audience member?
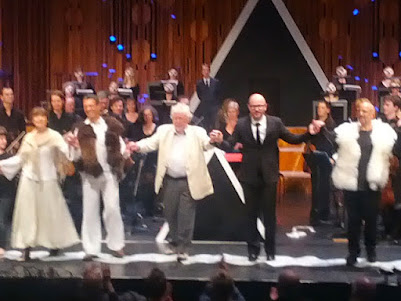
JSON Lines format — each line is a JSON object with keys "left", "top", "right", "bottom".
{"left": 269, "top": 269, "right": 302, "bottom": 301}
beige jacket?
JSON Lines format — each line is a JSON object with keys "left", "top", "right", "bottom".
{"left": 136, "top": 124, "right": 214, "bottom": 200}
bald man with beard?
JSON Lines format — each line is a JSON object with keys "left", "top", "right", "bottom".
{"left": 331, "top": 100, "right": 397, "bottom": 266}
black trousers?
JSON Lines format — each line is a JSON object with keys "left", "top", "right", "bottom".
{"left": 344, "top": 190, "right": 380, "bottom": 256}
{"left": 0, "top": 196, "right": 14, "bottom": 249}
{"left": 242, "top": 182, "right": 277, "bottom": 256}
{"left": 307, "top": 151, "right": 332, "bottom": 222}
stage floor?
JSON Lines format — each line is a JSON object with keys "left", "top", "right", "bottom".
{"left": 1, "top": 225, "right": 401, "bottom": 285}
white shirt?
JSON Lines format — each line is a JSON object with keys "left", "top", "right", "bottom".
{"left": 165, "top": 131, "right": 188, "bottom": 178}
{"left": 250, "top": 115, "right": 267, "bottom": 144}
{"left": 203, "top": 78, "right": 210, "bottom": 87}
{"left": 83, "top": 117, "right": 126, "bottom": 173}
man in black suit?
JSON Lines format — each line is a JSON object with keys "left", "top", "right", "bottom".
{"left": 223, "top": 94, "right": 321, "bottom": 261}
{"left": 196, "top": 64, "right": 221, "bottom": 131}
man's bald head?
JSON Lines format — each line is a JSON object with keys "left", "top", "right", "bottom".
{"left": 248, "top": 93, "right": 267, "bottom": 120}
{"left": 357, "top": 99, "right": 375, "bottom": 128}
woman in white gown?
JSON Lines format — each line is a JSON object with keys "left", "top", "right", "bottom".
{"left": 0, "top": 107, "right": 79, "bottom": 261}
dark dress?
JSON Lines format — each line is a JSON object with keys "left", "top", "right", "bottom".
{"left": 48, "top": 111, "right": 81, "bottom": 135}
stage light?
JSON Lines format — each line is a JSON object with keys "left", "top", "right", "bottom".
{"left": 102, "top": 63, "right": 108, "bottom": 68}
{"left": 364, "top": 78, "right": 369, "bottom": 83}
{"left": 109, "top": 68, "right": 116, "bottom": 73}
{"left": 372, "top": 52, "right": 379, "bottom": 58}
{"left": 338, "top": 55, "right": 343, "bottom": 60}
{"left": 352, "top": 9, "right": 359, "bottom": 16}
{"left": 346, "top": 65, "right": 353, "bottom": 70}
{"left": 171, "top": 14, "right": 176, "bottom": 19}
{"left": 118, "top": 77, "right": 123, "bottom": 82}
{"left": 150, "top": 53, "right": 157, "bottom": 60}
{"left": 354, "top": 76, "right": 360, "bottom": 81}
{"left": 109, "top": 35, "right": 116, "bottom": 43}
{"left": 372, "top": 85, "right": 378, "bottom": 91}
{"left": 143, "top": 93, "right": 149, "bottom": 98}
{"left": 399, "top": 51, "right": 401, "bottom": 58}
{"left": 126, "top": 53, "right": 132, "bottom": 60}
{"left": 117, "top": 44, "right": 124, "bottom": 51}
{"left": 86, "top": 72, "right": 98, "bottom": 77}
{"left": 375, "top": 106, "right": 379, "bottom": 112}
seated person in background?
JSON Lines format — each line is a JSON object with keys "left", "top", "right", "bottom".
{"left": 109, "top": 81, "right": 119, "bottom": 98}
{"left": 125, "top": 98, "right": 139, "bottom": 125}
{"left": 199, "top": 261, "right": 245, "bottom": 301}
{"left": 0, "top": 87, "right": 26, "bottom": 143}
{"left": 63, "top": 81, "right": 85, "bottom": 118}
{"left": 216, "top": 98, "right": 240, "bottom": 141}
{"left": 48, "top": 90, "right": 81, "bottom": 135}
{"left": 389, "top": 79, "right": 401, "bottom": 97}
{"left": 109, "top": 97, "right": 129, "bottom": 134}
{"left": 0, "top": 127, "right": 16, "bottom": 258}
{"left": 122, "top": 67, "right": 140, "bottom": 101}
{"left": 307, "top": 100, "right": 336, "bottom": 226}
{"left": 65, "top": 97, "right": 76, "bottom": 114}
{"left": 333, "top": 65, "right": 354, "bottom": 89}
{"left": 379, "top": 66, "right": 395, "bottom": 90}
{"left": 323, "top": 82, "right": 339, "bottom": 103}
{"left": 73, "top": 67, "right": 95, "bottom": 91}
{"left": 165, "top": 67, "right": 184, "bottom": 96}
{"left": 97, "top": 90, "right": 110, "bottom": 116}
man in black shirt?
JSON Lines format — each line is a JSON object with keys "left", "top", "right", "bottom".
{"left": 0, "top": 87, "right": 26, "bottom": 141}
{"left": 0, "top": 127, "right": 16, "bottom": 257}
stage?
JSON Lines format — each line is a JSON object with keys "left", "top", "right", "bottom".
{"left": 1, "top": 222, "right": 401, "bottom": 300}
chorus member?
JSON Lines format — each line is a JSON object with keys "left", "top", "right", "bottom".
{"left": 389, "top": 79, "right": 401, "bottom": 97}
{"left": 0, "top": 127, "right": 16, "bottom": 258}
{"left": 66, "top": 95, "right": 127, "bottom": 261}
{"left": 63, "top": 81, "right": 85, "bottom": 118}
{"left": 0, "top": 87, "right": 26, "bottom": 141}
{"left": 165, "top": 68, "right": 184, "bottom": 96}
{"left": 74, "top": 67, "right": 95, "bottom": 91}
{"left": 331, "top": 100, "right": 397, "bottom": 265}
{"left": 122, "top": 67, "right": 140, "bottom": 101}
{"left": 221, "top": 94, "right": 320, "bottom": 261}
{"left": 216, "top": 99, "right": 240, "bottom": 141}
{"left": 48, "top": 90, "right": 81, "bottom": 135}
{"left": 308, "top": 100, "right": 336, "bottom": 226}
{"left": 125, "top": 98, "right": 139, "bottom": 124}
{"left": 323, "top": 82, "right": 339, "bottom": 103}
{"left": 129, "top": 103, "right": 223, "bottom": 261}
{"left": 65, "top": 97, "right": 76, "bottom": 114}
{"left": 0, "top": 107, "right": 79, "bottom": 261}
{"left": 97, "top": 90, "right": 110, "bottom": 116}
{"left": 108, "top": 81, "right": 119, "bottom": 98}
{"left": 196, "top": 64, "right": 221, "bottom": 131}
{"left": 333, "top": 65, "right": 354, "bottom": 89}
{"left": 378, "top": 66, "right": 395, "bottom": 90}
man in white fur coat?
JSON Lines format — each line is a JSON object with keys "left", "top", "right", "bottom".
{"left": 331, "top": 99, "right": 397, "bottom": 266}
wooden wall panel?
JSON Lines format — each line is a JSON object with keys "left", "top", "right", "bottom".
{"left": 2, "top": 0, "right": 400, "bottom": 115}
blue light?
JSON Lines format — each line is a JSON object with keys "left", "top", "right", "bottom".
{"left": 171, "top": 14, "right": 176, "bottom": 19}
{"left": 353, "top": 9, "right": 359, "bottom": 16}
{"left": 375, "top": 106, "right": 379, "bottom": 112}
{"left": 354, "top": 76, "right": 360, "bottom": 81}
{"left": 150, "top": 53, "right": 157, "bottom": 59}
{"left": 138, "top": 97, "right": 146, "bottom": 104}
{"left": 143, "top": 93, "right": 149, "bottom": 98}
{"left": 346, "top": 65, "right": 353, "bottom": 71}
{"left": 102, "top": 63, "right": 108, "bottom": 68}
{"left": 371, "top": 0, "right": 375, "bottom": 2}
{"left": 364, "top": 78, "right": 369, "bottom": 83}
{"left": 372, "top": 52, "right": 379, "bottom": 58}
{"left": 126, "top": 53, "right": 131, "bottom": 59}
{"left": 109, "top": 35, "right": 116, "bottom": 43}
{"left": 109, "top": 69, "right": 116, "bottom": 73}
{"left": 117, "top": 44, "right": 124, "bottom": 51}
{"left": 372, "top": 85, "right": 378, "bottom": 91}
{"left": 86, "top": 72, "right": 98, "bottom": 77}
{"left": 118, "top": 77, "right": 123, "bottom": 82}
{"left": 399, "top": 51, "right": 401, "bottom": 58}
{"left": 338, "top": 55, "right": 343, "bottom": 60}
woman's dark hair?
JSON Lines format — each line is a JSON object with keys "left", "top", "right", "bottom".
{"left": 137, "top": 106, "right": 159, "bottom": 124}
{"left": 49, "top": 90, "right": 66, "bottom": 112}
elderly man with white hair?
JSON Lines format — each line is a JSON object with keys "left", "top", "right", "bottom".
{"left": 129, "top": 103, "right": 223, "bottom": 260}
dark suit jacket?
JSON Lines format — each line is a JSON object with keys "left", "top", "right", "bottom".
{"left": 196, "top": 77, "right": 220, "bottom": 114}
{"left": 223, "top": 115, "right": 310, "bottom": 184}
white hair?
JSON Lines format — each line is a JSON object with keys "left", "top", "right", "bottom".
{"left": 171, "top": 102, "right": 193, "bottom": 119}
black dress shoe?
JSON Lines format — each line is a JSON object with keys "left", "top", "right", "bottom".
{"left": 346, "top": 255, "right": 357, "bottom": 266}
{"left": 248, "top": 254, "right": 258, "bottom": 262}
{"left": 266, "top": 253, "right": 275, "bottom": 261}
{"left": 367, "top": 250, "right": 377, "bottom": 263}
{"left": 49, "top": 249, "right": 60, "bottom": 257}
{"left": 83, "top": 254, "right": 99, "bottom": 262}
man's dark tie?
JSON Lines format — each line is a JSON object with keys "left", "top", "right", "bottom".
{"left": 256, "top": 122, "right": 261, "bottom": 145}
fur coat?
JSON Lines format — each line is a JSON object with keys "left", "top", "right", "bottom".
{"left": 76, "top": 116, "right": 125, "bottom": 180}
{"left": 331, "top": 119, "right": 397, "bottom": 191}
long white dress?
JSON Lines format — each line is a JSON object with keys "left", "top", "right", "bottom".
{"left": 0, "top": 128, "right": 80, "bottom": 249}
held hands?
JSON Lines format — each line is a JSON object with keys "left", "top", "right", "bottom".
{"left": 308, "top": 120, "right": 325, "bottom": 135}
{"left": 126, "top": 141, "right": 140, "bottom": 153}
{"left": 64, "top": 132, "right": 79, "bottom": 148}
{"left": 209, "top": 130, "right": 224, "bottom": 144}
